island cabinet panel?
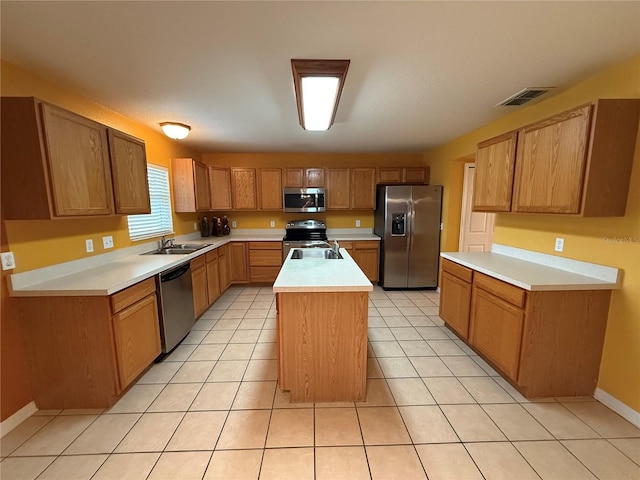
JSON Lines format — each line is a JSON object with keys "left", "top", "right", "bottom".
{"left": 107, "top": 129, "right": 151, "bottom": 214}
{"left": 473, "top": 132, "right": 517, "bottom": 212}
{"left": 351, "top": 168, "right": 376, "bottom": 210}
{"left": 209, "top": 166, "right": 233, "bottom": 210}
{"left": 257, "top": 168, "right": 283, "bottom": 210}
{"left": 249, "top": 242, "right": 282, "bottom": 283}
{"left": 326, "top": 168, "right": 351, "bottom": 209}
{"left": 441, "top": 261, "right": 613, "bottom": 398}
{"left": 191, "top": 255, "right": 208, "bottom": 318}
{"left": 439, "top": 259, "right": 473, "bottom": 339}
{"left": 172, "top": 158, "right": 211, "bottom": 212}
{"left": 16, "top": 277, "right": 161, "bottom": 409}
{"left": 231, "top": 168, "right": 258, "bottom": 210}
{"left": 277, "top": 291, "right": 368, "bottom": 402}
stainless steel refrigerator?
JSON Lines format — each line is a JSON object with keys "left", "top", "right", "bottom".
{"left": 374, "top": 185, "right": 443, "bottom": 289}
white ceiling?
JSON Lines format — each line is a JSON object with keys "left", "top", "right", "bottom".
{"left": 2, "top": 1, "right": 639, "bottom": 153}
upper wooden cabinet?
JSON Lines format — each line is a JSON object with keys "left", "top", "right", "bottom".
{"left": 209, "top": 166, "right": 232, "bottom": 211}
{"left": 283, "top": 168, "right": 325, "bottom": 187}
{"left": 351, "top": 168, "right": 376, "bottom": 210}
{"left": 258, "top": 168, "right": 283, "bottom": 210}
{"left": 474, "top": 99, "right": 640, "bottom": 216}
{"left": 326, "top": 168, "right": 351, "bottom": 209}
{"left": 377, "top": 167, "right": 430, "bottom": 185}
{"left": 172, "top": 158, "right": 211, "bottom": 212}
{"left": 473, "top": 132, "right": 517, "bottom": 212}
{"left": 231, "top": 168, "right": 258, "bottom": 210}
{"left": 107, "top": 129, "right": 151, "bottom": 215}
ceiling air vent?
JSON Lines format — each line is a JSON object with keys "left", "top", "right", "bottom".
{"left": 496, "top": 87, "right": 555, "bottom": 107}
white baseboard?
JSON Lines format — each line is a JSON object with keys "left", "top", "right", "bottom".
{"left": 594, "top": 388, "right": 640, "bottom": 428}
{"left": 0, "top": 401, "right": 37, "bottom": 438}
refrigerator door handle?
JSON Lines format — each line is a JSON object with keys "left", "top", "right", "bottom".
{"left": 408, "top": 200, "right": 413, "bottom": 252}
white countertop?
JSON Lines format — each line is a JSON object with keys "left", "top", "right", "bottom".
{"left": 273, "top": 248, "right": 373, "bottom": 293}
{"left": 442, "top": 245, "right": 620, "bottom": 291}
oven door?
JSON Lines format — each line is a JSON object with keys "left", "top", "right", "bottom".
{"left": 283, "top": 188, "right": 326, "bottom": 213}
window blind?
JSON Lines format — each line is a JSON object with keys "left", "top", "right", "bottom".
{"left": 127, "top": 164, "right": 174, "bottom": 241}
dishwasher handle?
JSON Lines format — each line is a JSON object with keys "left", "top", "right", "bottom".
{"left": 161, "top": 262, "right": 191, "bottom": 282}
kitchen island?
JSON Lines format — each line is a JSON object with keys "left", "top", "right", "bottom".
{"left": 273, "top": 248, "right": 373, "bottom": 402}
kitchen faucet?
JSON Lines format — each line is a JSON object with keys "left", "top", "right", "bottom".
{"left": 333, "top": 240, "right": 340, "bottom": 255}
{"left": 160, "top": 235, "right": 175, "bottom": 249}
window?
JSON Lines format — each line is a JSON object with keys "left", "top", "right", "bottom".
{"left": 127, "top": 164, "right": 174, "bottom": 241}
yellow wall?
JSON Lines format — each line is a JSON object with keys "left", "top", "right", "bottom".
{"left": 423, "top": 53, "right": 640, "bottom": 410}
{"left": 202, "top": 152, "right": 424, "bottom": 230}
{"left": 1, "top": 61, "right": 202, "bottom": 272}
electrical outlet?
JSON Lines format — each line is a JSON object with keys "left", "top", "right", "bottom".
{"left": 1, "top": 252, "right": 16, "bottom": 270}
{"left": 232, "top": 220, "right": 237, "bottom": 228}
{"left": 270, "top": 220, "right": 275, "bottom": 228}
{"left": 555, "top": 237, "right": 565, "bottom": 252}
{"left": 194, "top": 222, "right": 198, "bottom": 231}
{"left": 102, "top": 235, "right": 114, "bottom": 249}
{"left": 85, "top": 239, "right": 94, "bottom": 253}
{"left": 355, "top": 219, "right": 361, "bottom": 227}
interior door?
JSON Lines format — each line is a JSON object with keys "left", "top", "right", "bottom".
{"left": 459, "top": 163, "right": 495, "bottom": 252}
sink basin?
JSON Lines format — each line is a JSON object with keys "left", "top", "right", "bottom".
{"left": 142, "top": 243, "right": 211, "bottom": 255}
{"left": 291, "top": 248, "right": 343, "bottom": 260}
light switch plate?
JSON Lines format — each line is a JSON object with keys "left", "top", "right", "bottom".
{"left": 555, "top": 237, "right": 565, "bottom": 252}
{"left": 270, "top": 220, "right": 275, "bottom": 228}
{"left": 356, "top": 219, "right": 361, "bottom": 227}
{"left": 232, "top": 220, "right": 237, "bottom": 228}
{"left": 1, "top": 252, "right": 16, "bottom": 270}
{"left": 85, "top": 239, "right": 94, "bottom": 253}
{"left": 194, "top": 222, "right": 198, "bottom": 231}
{"left": 103, "top": 236, "right": 114, "bottom": 249}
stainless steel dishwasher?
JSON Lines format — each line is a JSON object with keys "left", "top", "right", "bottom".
{"left": 156, "top": 261, "right": 195, "bottom": 354}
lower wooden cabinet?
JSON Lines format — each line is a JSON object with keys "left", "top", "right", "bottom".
{"left": 206, "top": 249, "right": 221, "bottom": 306}
{"left": 439, "top": 259, "right": 473, "bottom": 340}
{"left": 191, "top": 255, "right": 208, "bottom": 318}
{"left": 439, "top": 263, "right": 612, "bottom": 398}
{"left": 249, "top": 241, "right": 282, "bottom": 283}
{"left": 17, "top": 277, "right": 161, "bottom": 408}
{"left": 218, "top": 244, "right": 231, "bottom": 292}
{"left": 352, "top": 241, "right": 380, "bottom": 282}
{"left": 230, "top": 242, "right": 249, "bottom": 282}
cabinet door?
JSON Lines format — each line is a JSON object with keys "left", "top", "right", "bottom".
{"left": 305, "top": 168, "right": 325, "bottom": 187}
{"left": 258, "top": 168, "right": 283, "bottom": 210}
{"left": 351, "top": 168, "right": 376, "bottom": 210}
{"left": 439, "top": 272, "right": 472, "bottom": 339}
{"left": 326, "top": 168, "right": 351, "bottom": 209}
{"left": 112, "top": 294, "right": 161, "bottom": 390}
{"left": 41, "top": 103, "right": 114, "bottom": 216}
{"left": 353, "top": 242, "right": 379, "bottom": 282}
{"left": 107, "top": 129, "right": 151, "bottom": 214}
{"left": 512, "top": 105, "right": 592, "bottom": 214}
{"left": 469, "top": 288, "right": 524, "bottom": 380}
{"left": 192, "top": 263, "right": 208, "bottom": 318}
{"left": 230, "top": 242, "right": 249, "bottom": 282}
{"left": 218, "top": 245, "right": 231, "bottom": 292}
{"left": 473, "top": 132, "right": 517, "bottom": 212}
{"left": 283, "top": 168, "right": 304, "bottom": 187}
{"left": 206, "top": 257, "right": 221, "bottom": 306}
{"left": 377, "top": 168, "right": 403, "bottom": 184}
{"left": 231, "top": 168, "right": 257, "bottom": 210}
{"left": 403, "top": 167, "right": 429, "bottom": 184}
{"left": 209, "top": 166, "right": 232, "bottom": 210}
{"left": 194, "top": 161, "right": 211, "bottom": 211}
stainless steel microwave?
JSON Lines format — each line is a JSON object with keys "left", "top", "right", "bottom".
{"left": 283, "top": 187, "right": 326, "bottom": 213}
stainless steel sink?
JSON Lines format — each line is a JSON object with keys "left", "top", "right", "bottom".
{"left": 290, "top": 248, "right": 343, "bottom": 260}
{"left": 142, "top": 244, "right": 211, "bottom": 255}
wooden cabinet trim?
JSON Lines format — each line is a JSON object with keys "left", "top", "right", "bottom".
{"left": 191, "top": 254, "right": 206, "bottom": 270}
{"left": 473, "top": 272, "right": 526, "bottom": 308}
{"left": 205, "top": 249, "right": 219, "bottom": 261}
{"left": 110, "top": 278, "right": 156, "bottom": 314}
{"left": 441, "top": 258, "right": 473, "bottom": 283}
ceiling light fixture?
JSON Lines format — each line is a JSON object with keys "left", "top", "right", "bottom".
{"left": 291, "top": 59, "right": 350, "bottom": 131}
{"left": 160, "top": 122, "right": 191, "bottom": 140}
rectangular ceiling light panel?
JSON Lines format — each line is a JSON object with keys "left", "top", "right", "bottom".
{"left": 291, "top": 59, "right": 350, "bottom": 131}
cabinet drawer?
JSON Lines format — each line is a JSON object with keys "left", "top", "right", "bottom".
{"left": 191, "top": 255, "right": 206, "bottom": 270}
{"left": 249, "top": 241, "right": 282, "bottom": 250}
{"left": 354, "top": 241, "right": 379, "bottom": 250}
{"left": 250, "top": 249, "right": 282, "bottom": 267}
{"left": 441, "top": 258, "right": 473, "bottom": 283}
{"left": 473, "top": 272, "right": 526, "bottom": 308}
{"left": 338, "top": 241, "right": 354, "bottom": 251}
{"left": 205, "top": 249, "right": 218, "bottom": 262}
{"left": 111, "top": 278, "right": 156, "bottom": 313}
{"left": 250, "top": 266, "right": 281, "bottom": 283}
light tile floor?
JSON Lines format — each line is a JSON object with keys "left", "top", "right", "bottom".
{"left": 2, "top": 285, "right": 640, "bottom": 479}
